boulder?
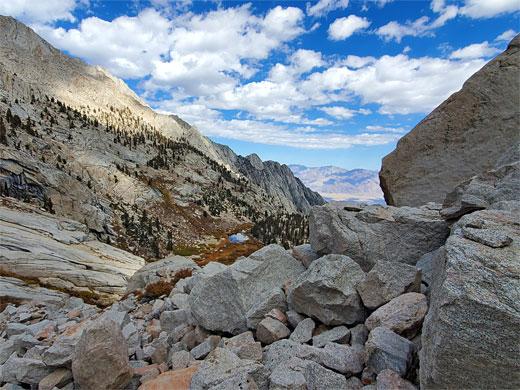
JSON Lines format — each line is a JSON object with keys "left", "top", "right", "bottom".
{"left": 349, "top": 324, "right": 368, "bottom": 346}
{"left": 71, "top": 317, "right": 132, "bottom": 390}
{"left": 441, "top": 143, "right": 520, "bottom": 220}
{"left": 0, "top": 353, "right": 53, "bottom": 385}
{"left": 292, "top": 244, "right": 319, "bottom": 268}
{"left": 168, "top": 350, "right": 194, "bottom": 370}
{"left": 365, "top": 293, "right": 428, "bottom": 339}
{"left": 269, "top": 356, "right": 307, "bottom": 390}
{"left": 38, "top": 368, "right": 73, "bottom": 390}
{"left": 376, "top": 369, "right": 417, "bottom": 390}
{"left": 379, "top": 35, "right": 520, "bottom": 207}
{"left": 139, "top": 365, "right": 199, "bottom": 390}
{"left": 256, "top": 317, "right": 291, "bottom": 345}
{"left": 319, "top": 342, "right": 364, "bottom": 376}
{"left": 263, "top": 340, "right": 323, "bottom": 373}
{"left": 304, "top": 360, "right": 350, "bottom": 390}
{"left": 289, "top": 318, "right": 315, "bottom": 344}
{"left": 364, "top": 327, "right": 413, "bottom": 376}
{"left": 190, "top": 335, "right": 221, "bottom": 360}
{"left": 309, "top": 204, "right": 449, "bottom": 272}
{"left": 356, "top": 261, "right": 421, "bottom": 310}
{"left": 220, "top": 332, "right": 263, "bottom": 362}
{"left": 245, "top": 287, "right": 287, "bottom": 330}
{"left": 189, "top": 245, "right": 305, "bottom": 334}
{"left": 312, "top": 325, "right": 350, "bottom": 348}
{"left": 126, "top": 255, "right": 199, "bottom": 293}
{"left": 189, "top": 348, "right": 263, "bottom": 389}
{"left": 42, "top": 319, "right": 92, "bottom": 367}
{"left": 420, "top": 208, "right": 520, "bottom": 390}
{"left": 288, "top": 254, "right": 366, "bottom": 326}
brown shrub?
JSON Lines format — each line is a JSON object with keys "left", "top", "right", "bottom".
{"left": 145, "top": 280, "right": 173, "bottom": 299}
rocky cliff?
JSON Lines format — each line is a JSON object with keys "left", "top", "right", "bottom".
{"left": 379, "top": 34, "right": 520, "bottom": 207}
{"left": 0, "top": 15, "right": 323, "bottom": 215}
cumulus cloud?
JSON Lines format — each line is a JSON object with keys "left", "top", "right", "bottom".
{"left": 36, "top": 8, "right": 172, "bottom": 79}
{"left": 460, "top": 0, "right": 520, "bottom": 18}
{"left": 0, "top": 0, "right": 82, "bottom": 25}
{"left": 450, "top": 41, "right": 501, "bottom": 59}
{"left": 377, "top": 1, "right": 458, "bottom": 42}
{"left": 495, "top": 29, "right": 518, "bottom": 41}
{"left": 307, "top": 0, "right": 350, "bottom": 17}
{"left": 320, "top": 106, "right": 371, "bottom": 119}
{"left": 328, "top": 15, "right": 371, "bottom": 40}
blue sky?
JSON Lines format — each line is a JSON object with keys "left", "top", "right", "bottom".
{"left": 1, "top": 0, "right": 518, "bottom": 170}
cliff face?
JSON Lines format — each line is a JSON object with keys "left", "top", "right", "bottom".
{"left": 0, "top": 15, "right": 323, "bottom": 215}
{"left": 379, "top": 34, "right": 520, "bottom": 207}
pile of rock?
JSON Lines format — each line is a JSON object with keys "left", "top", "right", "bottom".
{"left": 0, "top": 240, "right": 428, "bottom": 390}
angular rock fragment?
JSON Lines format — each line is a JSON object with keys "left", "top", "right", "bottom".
{"left": 356, "top": 261, "right": 421, "bottom": 310}
{"left": 365, "top": 293, "right": 428, "bottom": 339}
{"left": 256, "top": 317, "right": 291, "bottom": 345}
{"left": 364, "top": 327, "right": 413, "bottom": 376}
{"left": 72, "top": 317, "right": 132, "bottom": 390}
{"left": 289, "top": 318, "right": 315, "bottom": 344}
{"left": 288, "top": 254, "right": 366, "bottom": 326}
{"left": 319, "top": 342, "right": 364, "bottom": 376}
{"left": 312, "top": 325, "right": 350, "bottom": 348}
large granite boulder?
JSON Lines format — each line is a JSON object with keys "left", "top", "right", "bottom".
{"left": 288, "top": 254, "right": 366, "bottom": 326}
{"left": 379, "top": 35, "right": 520, "bottom": 207}
{"left": 441, "top": 143, "right": 520, "bottom": 220}
{"left": 420, "top": 208, "right": 520, "bottom": 389}
{"left": 126, "top": 255, "right": 200, "bottom": 293}
{"left": 189, "top": 245, "right": 305, "bottom": 334}
{"left": 356, "top": 260, "right": 421, "bottom": 310}
{"left": 72, "top": 317, "right": 132, "bottom": 390}
{"left": 309, "top": 203, "right": 449, "bottom": 271}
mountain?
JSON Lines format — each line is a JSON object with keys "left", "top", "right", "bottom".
{"left": 0, "top": 14, "right": 324, "bottom": 268}
{"left": 289, "top": 164, "right": 384, "bottom": 203}
{"left": 379, "top": 34, "right": 520, "bottom": 207}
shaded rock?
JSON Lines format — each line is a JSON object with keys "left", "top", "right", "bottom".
{"left": 420, "top": 208, "right": 520, "bottom": 390}
{"left": 286, "top": 311, "right": 305, "bottom": 328}
{"left": 269, "top": 356, "right": 307, "bottom": 390}
{"left": 245, "top": 288, "right": 287, "bottom": 330}
{"left": 189, "top": 348, "right": 263, "bottom": 389}
{"left": 220, "top": 332, "right": 262, "bottom": 362}
{"left": 139, "top": 365, "right": 199, "bottom": 390}
{"left": 256, "top": 317, "right": 290, "bottom": 345}
{"left": 133, "top": 364, "right": 160, "bottom": 384}
{"left": 376, "top": 369, "right": 417, "bottom": 390}
{"left": 441, "top": 143, "right": 520, "bottom": 220}
{"left": 0, "top": 353, "right": 53, "bottom": 385}
{"left": 289, "top": 318, "right": 315, "bottom": 344}
{"left": 38, "top": 368, "right": 72, "bottom": 390}
{"left": 72, "top": 317, "right": 132, "bottom": 390}
{"left": 350, "top": 324, "right": 369, "bottom": 346}
{"left": 288, "top": 254, "right": 366, "bottom": 325}
{"left": 263, "top": 340, "right": 323, "bottom": 373}
{"left": 292, "top": 244, "right": 318, "bottom": 268}
{"left": 122, "top": 322, "right": 141, "bottom": 350}
{"left": 364, "top": 327, "right": 413, "bottom": 376}
{"left": 190, "top": 245, "right": 305, "bottom": 334}
{"left": 168, "top": 350, "right": 194, "bottom": 371}
{"left": 305, "top": 360, "right": 349, "bottom": 390}
{"left": 365, "top": 293, "right": 428, "bottom": 339}
{"left": 379, "top": 36, "right": 520, "bottom": 207}
{"left": 319, "top": 342, "right": 364, "bottom": 376}
{"left": 415, "top": 250, "right": 437, "bottom": 293}
{"left": 345, "top": 377, "right": 363, "bottom": 389}
{"left": 312, "top": 325, "right": 350, "bottom": 348}
{"left": 171, "top": 293, "right": 191, "bottom": 310}
{"left": 309, "top": 204, "right": 448, "bottom": 271}
{"left": 160, "top": 310, "right": 196, "bottom": 333}
{"left": 190, "top": 335, "right": 221, "bottom": 360}
{"left": 42, "top": 319, "right": 91, "bottom": 367}
{"left": 208, "top": 372, "right": 259, "bottom": 390}
{"left": 357, "top": 261, "right": 421, "bottom": 310}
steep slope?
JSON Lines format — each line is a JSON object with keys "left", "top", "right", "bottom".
{"left": 379, "top": 34, "right": 520, "bottom": 207}
{"left": 0, "top": 15, "right": 323, "bottom": 214}
{"left": 289, "top": 165, "right": 384, "bottom": 203}
{"left": 0, "top": 15, "right": 323, "bottom": 267}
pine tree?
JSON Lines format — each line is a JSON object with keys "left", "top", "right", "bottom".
{"left": 0, "top": 117, "right": 7, "bottom": 145}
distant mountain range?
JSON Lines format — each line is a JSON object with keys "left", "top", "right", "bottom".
{"left": 289, "top": 165, "right": 385, "bottom": 204}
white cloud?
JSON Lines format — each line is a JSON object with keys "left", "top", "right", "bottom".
{"left": 36, "top": 8, "right": 172, "bottom": 79}
{"left": 320, "top": 106, "right": 372, "bottom": 119}
{"left": 328, "top": 15, "right": 371, "bottom": 40}
{"left": 307, "top": 0, "right": 349, "bottom": 17}
{"left": 0, "top": 0, "right": 81, "bottom": 24}
{"left": 365, "top": 125, "right": 406, "bottom": 133}
{"left": 377, "top": 1, "right": 458, "bottom": 42}
{"left": 460, "top": 0, "right": 520, "bottom": 18}
{"left": 304, "top": 53, "right": 487, "bottom": 115}
{"left": 450, "top": 41, "right": 501, "bottom": 59}
{"left": 495, "top": 29, "right": 518, "bottom": 41}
